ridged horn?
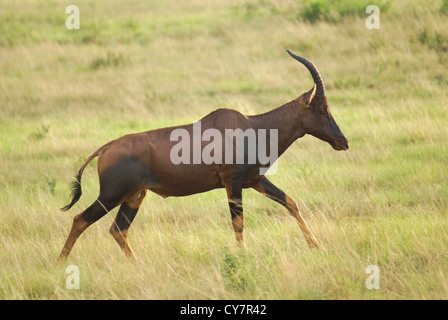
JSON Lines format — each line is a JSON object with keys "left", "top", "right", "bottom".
{"left": 286, "top": 50, "right": 325, "bottom": 97}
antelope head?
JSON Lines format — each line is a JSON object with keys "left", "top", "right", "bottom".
{"left": 288, "top": 50, "right": 349, "bottom": 151}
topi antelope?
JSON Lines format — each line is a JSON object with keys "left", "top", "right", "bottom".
{"left": 59, "top": 50, "right": 348, "bottom": 260}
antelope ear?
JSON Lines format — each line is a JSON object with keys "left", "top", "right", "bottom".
{"left": 303, "top": 83, "right": 316, "bottom": 107}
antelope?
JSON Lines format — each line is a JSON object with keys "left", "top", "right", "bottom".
{"left": 59, "top": 50, "right": 348, "bottom": 260}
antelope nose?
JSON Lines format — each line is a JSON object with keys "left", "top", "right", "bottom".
{"left": 339, "top": 137, "right": 349, "bottom": 150}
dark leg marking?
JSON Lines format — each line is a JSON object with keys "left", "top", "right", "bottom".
{"left": 109, "top": 189, "right": 147, "bottom": 259}
{"left": 225, "top": 182, "right": 244, "bottom": 244}
{"left": 59, "top": 198, "right": 118, "bottom": 260}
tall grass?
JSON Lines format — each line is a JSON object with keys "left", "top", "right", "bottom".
{"left": 0, "top": 0, "right": 447, "bottom": 299}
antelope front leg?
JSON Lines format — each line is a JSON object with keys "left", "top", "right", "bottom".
{"left": 224, "top": 183, "right": 244, "bottom": 245}
{"left": 252, "top": 177, "right": 322, "bottom": 249}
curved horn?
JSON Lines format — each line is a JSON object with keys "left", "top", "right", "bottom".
{"left": 286, "top": 50, "right": 325, "bottom": 97}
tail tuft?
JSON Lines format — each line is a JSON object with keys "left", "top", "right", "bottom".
{"left": 61, "top": 173, "right": 82, "bottom": 211}
{"left": 60, "top": 141, "right": 110, "bottom": 211}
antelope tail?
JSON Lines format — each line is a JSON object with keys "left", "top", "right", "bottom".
{"left": 60, "top": 141, "right": 113, "bottom": 211}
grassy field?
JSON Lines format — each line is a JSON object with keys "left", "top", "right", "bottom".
{"left": 1, "top": 0, "right": 447, "bottom": 299}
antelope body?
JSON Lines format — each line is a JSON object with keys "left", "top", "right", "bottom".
{"left": 59, "top": 51, "right": 348, "bottom": 260}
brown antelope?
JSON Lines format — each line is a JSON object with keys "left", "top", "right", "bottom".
{"left": 59, "top": 50, "right": 348, "bottom": 260}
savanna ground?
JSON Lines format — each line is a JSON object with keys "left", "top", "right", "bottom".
{"left": 0, "top": 0, "right": 447, "bottom": 299}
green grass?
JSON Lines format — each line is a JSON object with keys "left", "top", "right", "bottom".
{"left": 1, "top": 0, "right": 447, "bottom": 299}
